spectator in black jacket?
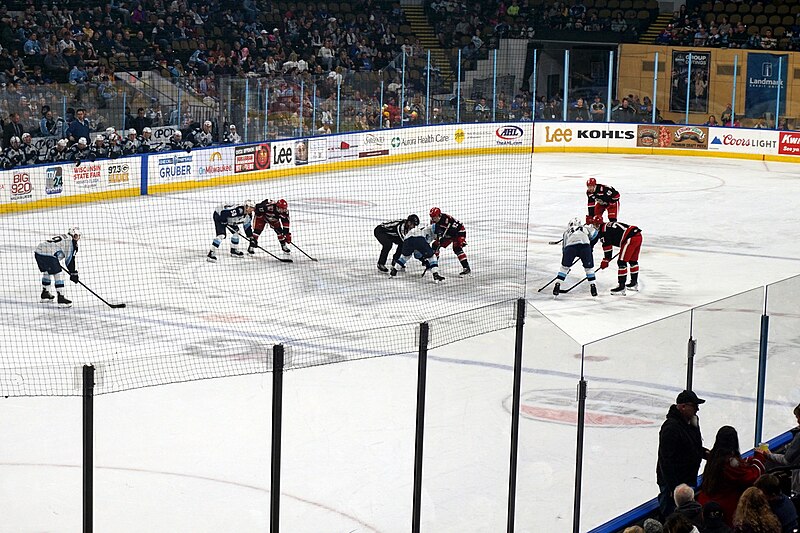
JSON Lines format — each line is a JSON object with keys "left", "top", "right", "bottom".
{"left": 2, "top": 111, "right": 23, "bottom": 148}
{"left": 66, "top": 108, "right": 90, "bottom": 144}
{"left": 657, "top": 390, "right": 708, "bottom": 520}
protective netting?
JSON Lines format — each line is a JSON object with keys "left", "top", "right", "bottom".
{"left": 0, "top": 125, "right": 532, "bottom": 396}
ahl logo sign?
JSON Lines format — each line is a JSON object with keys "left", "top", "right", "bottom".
{"left": 510, "top": 389, "right": 666, "bottom": 427}
{"left": 45, "top": 167, "right": 63, "bottom": 195}
{"left": 495, "top": 125, "right": 524, "bottom": 145}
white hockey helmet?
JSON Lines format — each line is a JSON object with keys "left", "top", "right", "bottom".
{"left": 94, "top": 135, "right": 105, "bottom": 143}
{"left": 105, "top": 127, "right": 116, "bottom": 135}
{"left": 68, "top": 226, "right": 81, "bottom": 238}
{"left": 78, "top": 137, "right": 87, "bottom": 146}
{"left": 203, "top": 120, "right": 212, "bottom": 127}
{"left": 244, "top": 199, "right": 255, "bottom": 209}
{"left": 21, "top": 132, "right": 31, "bottom": 140}
{"left": 128, "top": 128, "right": 137, "bottom": 136}
{"left": 57, "top": 138, "right": 68, "bottom": 147}
{"left": 10, "top": 136, "right": 20, "bottom": 145}
{"left": 568, "top": 217, "right": 582, "bottom": 230}
{"left": 229, "top": 124, "right": 236, "bottom": 130}
{"left": 142, "top": 127, "right": 152, "bottom": 134}
{"left": 173, "top": 130, "right": 182, "bottom": 139}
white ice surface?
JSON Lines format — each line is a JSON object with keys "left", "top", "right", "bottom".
{"left": 2, "top": 153, "right": 800, "bottom": 532}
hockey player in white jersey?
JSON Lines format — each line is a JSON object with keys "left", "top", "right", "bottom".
{"left": 390, "top": 224, "right": 445, "bottom": 282}
{"left": 553, "top": 217, "right": 598, "bottom": 297}
{"left": 208, "top": 201, "right": 255, "bottom": 262}
{"left": 34, "top": 227, "right": 81, "bottom": 307}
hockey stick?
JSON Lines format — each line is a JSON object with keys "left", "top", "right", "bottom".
{"left": 558, "top": 253, "right": 620, "bottom": 294}
{"left": 548, "top": 238, "right": 563, "bottom": 245}
{"left": 290, "top": 242, "right": 318, "bottom": 262}
{"left": 536, "top": 257, "right": 580, "bottom": 293}
{"left": 78, "top": 280, "right": 126, "bottom": 308}
{"left": 229, "top": 227, "right": 293, "bottom": 263}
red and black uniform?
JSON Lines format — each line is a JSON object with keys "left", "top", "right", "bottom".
{"left": 592, "top": 220, "right": 642, "bottom": 290}
{"left": 587, "top": 183, "right": 620, "bottom": 221}
{"left": 431, "top": 212, "right": 470, "bottom": 274}
{"left": 251, "top": 199, "right": 291, "bottom": 250}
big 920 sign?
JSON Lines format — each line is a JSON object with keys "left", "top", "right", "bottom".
{"left": 11, "top": 172, "right": 33, "bottom": 201}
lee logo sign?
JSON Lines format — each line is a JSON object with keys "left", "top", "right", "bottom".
{"left": 778, "top": 132, "right": 800, "bottom": 155}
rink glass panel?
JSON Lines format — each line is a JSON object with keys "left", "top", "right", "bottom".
{"left": 513, "top": 306, "right": 584, "bottom": 532}
{"left": 580, "top": 311, "right": 693, "bottom": 531}
{"left": 691, "top": 287, "right": 764, "bottom": 449}
{"left": 762, "top": 275, "right": 800, "bottom": 442}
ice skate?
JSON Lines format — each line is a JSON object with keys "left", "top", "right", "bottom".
{"left": 553, "top": 282, "right": 561, "bottom": 297}
{"left": 247, "top": 245, "right": 256, "bottom": 255}
{"left": 610, "top": 285, "right": 626, "bottom": 296}
{"left": 432, "top": 272, "right": 445, "bottom": 282}
{"left": 206, "top": 251, "right": 218, "bottom": 262}
{"left": 281, "top": 243, "right": 291, "bottom": 254}
{"left": 590, "top": 283, "right": 598, "bottom": 297}
{"left": 230, "top": 248, "right": 244, "bottom": 257}
{"left": 390, "top": 268, "right": 398, "bottom": 277}
{"left": 40, "top": 288, "right": 55, "bottom": 302}
{"left": 57, "top": 293, "right": 72, "bottom": 307}
{"left": 377, "top": 263, "right": 389, "bottom": 273}
{"left": 626, "top": 281, "right": 639, "bottom": 291}
{"left": 459, "top": 266, "right": 471, "bottom": 276}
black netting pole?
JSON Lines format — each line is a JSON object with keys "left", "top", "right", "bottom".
{"left": 572, "top": 361, "right": 587, "bottom": 533}
{"left": 82, "top": 364, "right": 95, "bottom": 533}
{"left": 506, "top": 298, "right": 526, "bottom": 533}
{"left": 412, "top": 322, "right": 430, "bottom": 533}
{"left": 270, "top": 345, "right": 285, "bottom": 533}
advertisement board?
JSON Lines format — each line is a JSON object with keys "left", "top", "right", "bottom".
{"left": 707, "top": 128, "right": 778, "bottom": 153}
{"left": 670, "top": 51, "right": 711, "bottom": 114}
{"left": 745, "top": 53, "right": 788, "bottom": 119}
{"left": 778, "top": 131, "right": 800, "bottom": 156}
{"left": 535, "top": 123, "right": 638, "bottom": 148}
{"left": 636, "top": 125, "right": 708, "bottom": 150}
{"left": 194, "top": 147, "right": 235, "bottom": 179}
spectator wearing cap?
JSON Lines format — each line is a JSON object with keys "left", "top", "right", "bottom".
{"left": 701, "top": 502, "right": 730, "bottom": 533}
{"left": 657, "top": 390, "right": 708, "bottom": 520}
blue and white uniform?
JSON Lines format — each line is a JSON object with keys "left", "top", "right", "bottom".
{"left": 210, "top": 203, "right": 253, "bottom": 257}
{"left": 394, "top": 224, "right": 442, "bottom": 277}
{"left": 556, "top": 217, "right": 597, "bottom": 287}
{"left": 34, "top": 233, "right": 78, "bottom": 297}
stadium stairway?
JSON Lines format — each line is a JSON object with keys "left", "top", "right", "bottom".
{"left": 403, "top": 4, "right": 454, "bottom": 86}
{"left": 638, "top": 13, "right": 672, "bottom": 43}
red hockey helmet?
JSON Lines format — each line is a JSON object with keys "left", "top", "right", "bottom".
{"left": 590, "top": 215, "right": 604, "bottom": 226}
{"left": 276, "top": 199, "right": 288, "bottom": 212}
{"left": 586, "top": 178, "right": 597, "bottom": 188}
{"left": 430, "top": 207, "right": 441, "bottom": 219}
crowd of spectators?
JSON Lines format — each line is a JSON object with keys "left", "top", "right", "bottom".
{"left": 428, "top": 0, "right": 648, "bottom": 60}
{"left": 655, "top": 3, "right": 800, "bottom": 50}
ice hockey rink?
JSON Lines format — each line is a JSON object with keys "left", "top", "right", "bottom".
{"left": 2, "top": 151, "right": 800, "bottom": 532}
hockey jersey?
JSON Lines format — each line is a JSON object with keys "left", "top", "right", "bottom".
{"left": 592, "top": 221, "right": 641, "bottom": 257}
{"left": 216, "top": 204, "right": 253, "bottom": 231}
{"left": 35, "top": 234, "right": 78, "bottom": 273}
{"left": 255, "top": 200, "right": 290, "bottom": 229}
{"left": 377, "top": 219, "right": 410, "bottom": 240}
{"left": 587, "top": 184, "right": 620, "bottom": 215}
{"left": 563, "top": 223, "right": 597, "bottom": 248}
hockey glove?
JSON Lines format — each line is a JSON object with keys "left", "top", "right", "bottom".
{"left": 456, "top": 236, "right": 467, "bottom": 247}
{"left": 75, "top": 159, "right": 81, "bottom": 167}
{"left": 70, "top": 272, "right": 80, "bottom": 283}
{"left": 600, "top": 259, "right": 609, "bottom": 270}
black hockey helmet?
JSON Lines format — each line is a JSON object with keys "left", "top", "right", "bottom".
{"left": 407, "top": 214, "right": 420, "bottom": 226}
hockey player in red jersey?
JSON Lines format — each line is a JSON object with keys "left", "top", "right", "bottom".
{"left": 589, "top": 215, "right": 642, "bottom": 295}
{"left": 250, "top": 198, "right": 291, "bottom": 254}
{"left": 586, "top": 178, "right": 620, "bottom": 222}
{"left": 429, "top": 207, "right": 471, "bottom": 275}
